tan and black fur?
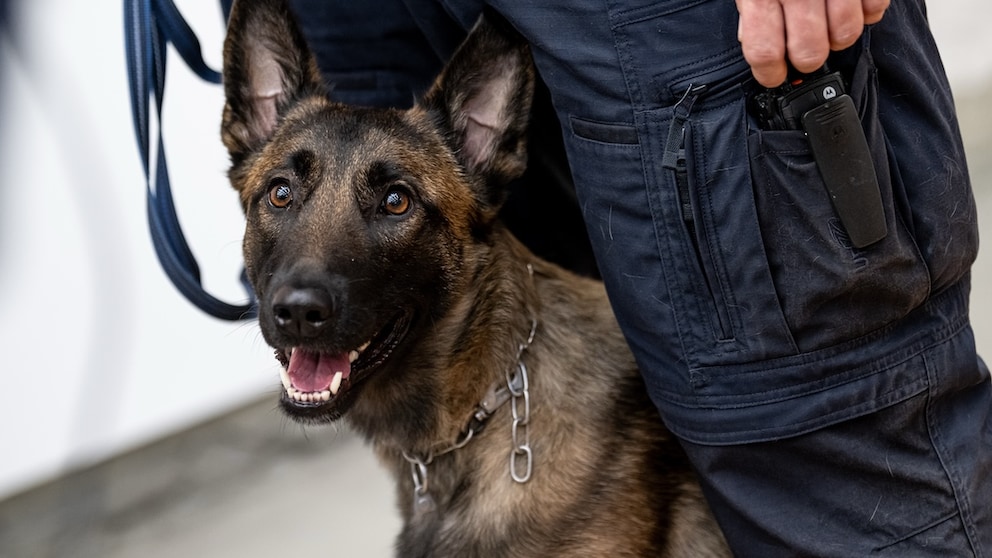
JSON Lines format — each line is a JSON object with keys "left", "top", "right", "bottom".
{"left": 221, "top": 0, "right": 729, "bottom": 555}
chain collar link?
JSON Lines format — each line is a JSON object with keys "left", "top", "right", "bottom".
{"left": 507, "top": 318, "right": 536, "bottom": 483}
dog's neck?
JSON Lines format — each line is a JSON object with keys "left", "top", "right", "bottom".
{"left": 354, "top": 227, "right": 546, "bottom": 506}
{"left": 400, "top": 306, "right": 538, "bottom": 516}
{"left": 408, "top": 303, "right": 537, "bottom": 453}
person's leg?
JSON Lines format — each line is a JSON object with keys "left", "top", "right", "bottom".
{"left": 438, "top": 0, "right": 990, "bottom": 554}
{"left": 683, "top": 325, "right": 992, "bottom": 556}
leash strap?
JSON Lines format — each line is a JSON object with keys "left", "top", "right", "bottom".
{"left": 124, "top": 0, "right": 256, "bottom": 320}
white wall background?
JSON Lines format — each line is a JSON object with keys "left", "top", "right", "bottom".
{"left": 0, "top": 1, "right": 988, "bottom": 500}
{"left": 0, "top": 1, "right": 273, "bottom": 500}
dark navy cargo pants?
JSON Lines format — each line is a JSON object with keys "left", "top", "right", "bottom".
{"left": 294, "top": 0, "right": 992, "bottom": 554}
{"left": 436, "top": 0, "right": 992, "bottom": 554}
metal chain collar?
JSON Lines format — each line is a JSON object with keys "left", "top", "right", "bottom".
{"left": 507, "top": 319, "right": 536, "bottom": 483}
{"left": 402, "top": 284, "right": 539, "bottom": 515}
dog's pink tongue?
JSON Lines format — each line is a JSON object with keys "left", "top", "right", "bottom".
{"left": 287, "top": 349, "right": 350, "bottom": 392}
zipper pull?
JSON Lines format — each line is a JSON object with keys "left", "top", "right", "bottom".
{"left": 661, "top": 84, "right": 707, "bottom": 170}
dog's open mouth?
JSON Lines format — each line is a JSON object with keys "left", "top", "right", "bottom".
{"left": 275, "top": 310, "right": 412, "bottom": 410}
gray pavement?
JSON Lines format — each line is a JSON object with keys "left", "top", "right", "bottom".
{"left": 3, "top": 75, "right": 991, "bottom": 558}
{"left": 0, "top": 398, "right": 400, "bottom": 558}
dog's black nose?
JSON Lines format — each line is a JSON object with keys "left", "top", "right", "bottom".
{"left": 271, "top": 285, "right": 334, "bottom": 339}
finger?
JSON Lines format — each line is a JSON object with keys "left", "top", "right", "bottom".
{"left": 826, "top": 0, "right": 864, "bottom": 51}
{"left": 861, "top": 0, "right": 890, "bottom": 24}
{"left": 736, "top": 0, "right": 788, "bottom": 87}
{"left": 783, "top": 0, "right": 831, "bottom": 74}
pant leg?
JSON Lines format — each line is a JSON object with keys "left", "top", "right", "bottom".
{"left": 439, "top": 0, "right": 991, "bottom": 554}
{"left": 287, "top": 0, "right": 446, "bottom": 108}
{"left": 683, "top": 323, "right": 992, "bottom": 556}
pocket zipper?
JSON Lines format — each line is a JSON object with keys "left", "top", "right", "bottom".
{"left": 662, "top": 84, "right": 735, "bottom": 341}
{"left": 662, "top": 83, "right": 707, "bottom": 226}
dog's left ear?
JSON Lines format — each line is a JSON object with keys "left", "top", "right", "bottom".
{"left": 420, "top": 13, "right": 535, "bottom": 199}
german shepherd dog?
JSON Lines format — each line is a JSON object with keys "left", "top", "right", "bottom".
{"left": 221, "top": 0, "right": 729, "bottom": 555}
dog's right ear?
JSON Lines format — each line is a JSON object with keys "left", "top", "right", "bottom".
{"left": 221, "top": 0, "right": 324, "bottom": 166}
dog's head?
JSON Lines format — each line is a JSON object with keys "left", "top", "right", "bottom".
{"left": 221, "top": 0, "right": 534, "bottom": 425}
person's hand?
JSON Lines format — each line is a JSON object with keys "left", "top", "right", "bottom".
{"left": 735, "top": 0, "right": 889, "bottom": 87}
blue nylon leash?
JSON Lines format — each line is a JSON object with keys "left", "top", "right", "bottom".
{"left": 124, "top": 0, "right": 256, "bottom": 320}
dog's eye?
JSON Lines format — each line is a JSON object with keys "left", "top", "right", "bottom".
{"left": 382, "top": 187, "right": 411, "bottom": 216}
{"left": 268, "top": 181, "right": 293, "bottom": 209}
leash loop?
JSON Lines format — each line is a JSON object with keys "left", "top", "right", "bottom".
{"left": 124, "top": 0, "right": 257, "bottom": 320}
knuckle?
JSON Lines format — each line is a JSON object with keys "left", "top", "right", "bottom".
{"left": 742, "top": 42, "right": 785, "bottom": 67}
{"left": 787, "top": 41, "right": 830, "bottom": 73}
{"left": 830, "top": 24, "right": 862, "bottom": 49}
{"left": 789, "top": 53, "right": 826, "bottom": 73}
{"left": 863, "top": 0, "right": 890, "bottom": 23}
{"left": 749, "top": 63, "right": 787, "bottom": 87}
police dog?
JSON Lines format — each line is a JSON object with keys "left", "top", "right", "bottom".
{"left": 221, "top": 0, "right": 728, "bottom": 555}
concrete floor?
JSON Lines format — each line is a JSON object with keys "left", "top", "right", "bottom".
{"left": 3, "top": 76, "right": 991, "bottom": 558}
{"left": 0, "top": 398, "right": 400, "bottom": 558}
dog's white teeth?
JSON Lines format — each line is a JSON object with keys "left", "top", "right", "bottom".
{"left": 359, "top": 341, "right": 371, "bottom": 353}
{"left": 280, "top": 356, "right": 348, "bottom": 402}
{"left": 284, "top": 373, "right": 342, "bottom": 402}
{"left": 285, "top": 385, "right": 331, "bottom": 403}
{"left": 349, "top": 350, "right": 360, "bottom": 363}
